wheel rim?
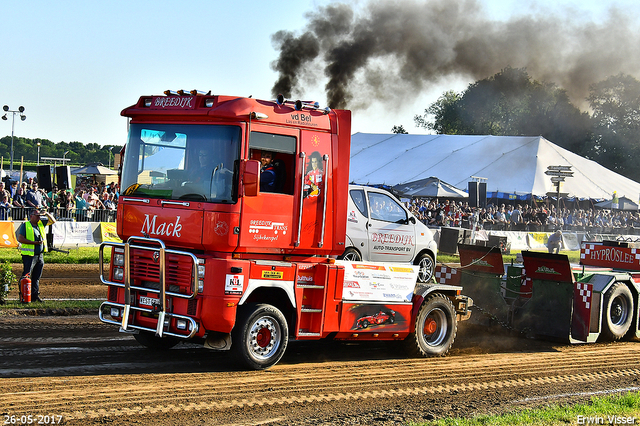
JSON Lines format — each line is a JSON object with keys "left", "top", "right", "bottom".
{"left": 247, "top": 315, "right": 281, "bottom": 360}
{"left": 343, "top": 251, "right": 361, "bottom": 261}
{"left": 422, "top": 308, "right": 448, "bottom": 346}
{"left": 418, "top": 256, "right": 434, "bottom": 282}
{"left": 610, "top": 295, "right": 630, "bottom": 326}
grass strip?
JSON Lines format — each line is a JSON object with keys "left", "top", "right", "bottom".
{"left": 411, "top": 391, "right": 640, "bottom": 426}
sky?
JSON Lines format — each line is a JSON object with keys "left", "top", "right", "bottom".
{"left": 2, "top": 0, "right": 639, "bottom": 150}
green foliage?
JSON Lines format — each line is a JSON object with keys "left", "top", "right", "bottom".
{"left": 0, "top": 135, "right": 122, "bottom": 168}
{"left": 0, "top": 260, "right": 17, "bottom": 303}
{"left": 414, "top": 68, "right": 640, "bottom": 181}
{"left": 588, "top": 73, "right": 640, "bottom": 181}
{"left": 391, "top": 125, "right": 409, "bottom": 134}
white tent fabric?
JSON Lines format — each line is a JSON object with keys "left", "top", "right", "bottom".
{"left": 349, "top": 134, "right": 640, "bottom": 200}
{"left": 392, "top": 177, "right": 468, "bottom": 198}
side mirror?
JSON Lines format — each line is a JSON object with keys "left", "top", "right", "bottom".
{"left": 241, "top": 159, "right": 260, "bottom": 197}
{"left": 409, "top": 216, "right": 416, "bottom": 224}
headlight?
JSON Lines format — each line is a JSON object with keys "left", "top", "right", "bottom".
{"left": 110, "top": 307, "right": 120, "bottom": 318}
{"left": 114, "top": 253, "right": 124, "bottom": 266}
{"left": 113, "top": 267, "right": 124, "bottom": 281}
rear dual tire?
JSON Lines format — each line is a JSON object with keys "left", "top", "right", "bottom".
{"left": 405, "top": 293, "right": 457, "bottom": 357}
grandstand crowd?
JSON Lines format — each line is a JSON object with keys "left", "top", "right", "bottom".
{"left": 0, "top": 178, "right": 119, "bottom": 222}
{"left": 406, "top": 198, "right": 640, "bottom": 234}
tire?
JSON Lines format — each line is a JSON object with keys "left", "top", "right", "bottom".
{"left": 405, "top": 293, "right": 457, "bottom": 357}
{"left": 134, "top": 331, "right": 180, "bottom": 350}
{"left": 232, "top": 303, "right": 289, "bottom": 370}
{"left": 338, "top": 247, "right": 362, "bottom": 262}
{"left": 601, "top": 282, "right": 634, "bottom": 341}
{"left": 415, "top": 253, "right": 435, "bottom": 283}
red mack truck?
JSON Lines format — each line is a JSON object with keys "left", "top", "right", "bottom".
{"left": 99, "top": 90, "right": 472, "bottom": 369}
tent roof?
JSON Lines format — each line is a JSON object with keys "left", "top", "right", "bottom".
{"left": 349, "top": 134, "right": 640, "bottom": 200}
{"left": 392, "top": 176, "right": 468, "bottom": 198}
{"left": 71, "top": 163, "right": 116, "bottom": 175}
{"left": 594, "top": 196, "right": 639, "bottom": 210}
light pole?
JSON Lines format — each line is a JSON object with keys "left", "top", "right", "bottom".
{"left": 2, "top": 105, "right": 27, "bottom": 172}
{"left": 63, "top": 150, "right": 69, "bottom": 167}
{"left": 37, "top": 142, "right": 41, "bottom": 166}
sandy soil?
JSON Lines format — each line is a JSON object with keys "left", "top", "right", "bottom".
{"left": 1, "top": 264, "right": 639, "bottom": 425}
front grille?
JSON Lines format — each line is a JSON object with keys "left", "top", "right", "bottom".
{"left": 130, "top": 249, "right": 195, "bottom": 293}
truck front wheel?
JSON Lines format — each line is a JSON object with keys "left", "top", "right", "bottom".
{"left": 232, "top": 303, "right": 289, "bottom": 370}
{"left": 405, "top": 294, "right": 457, "bottom": 357}
{"left": 601, "top": 282, "right": 634, "bottom": 341}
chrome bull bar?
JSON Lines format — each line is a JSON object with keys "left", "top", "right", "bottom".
{"left": 99, "top": 236, "right": 200, "bottom": 338}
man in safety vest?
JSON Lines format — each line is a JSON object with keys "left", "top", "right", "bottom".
{"left": 17, "top": 208, "right": 56, "bottom": 302}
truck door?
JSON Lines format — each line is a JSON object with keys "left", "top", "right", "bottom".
{"left": 366, "top": 189, "right": 416, "bottom": 262}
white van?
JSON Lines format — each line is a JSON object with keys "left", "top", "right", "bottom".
{"left": 341, "top": 185, "right": 437, "bottom": 283}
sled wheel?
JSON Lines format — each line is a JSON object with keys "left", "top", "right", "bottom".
{"left": 338, "top": 248, "right": 362, "bottom": 262}
{"left": 232, "top": 303, "right": 288, "bottom": 370}
{"left": 601, "top": 282, "right": 634, "bottom": 341}
{"left": 134, "top": 331, "right": 180, "bottom": 350}
{"left": 405, "top": 293, "right": 457, "bottom": 357}
{"left": 415, "top": 253, "right": 435, "bottom": 283}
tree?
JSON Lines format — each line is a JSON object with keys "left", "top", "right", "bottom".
{"left": 588, "top": 74, "right": 640, "bottom": 181}
{"left": 391, "top": 125, "right": 408, "bottom": 134}
{"left": 415, "top": 68, "right": 593, "bottom": 158}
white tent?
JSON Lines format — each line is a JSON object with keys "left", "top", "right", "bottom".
{"left": 349, "top": 134, "right": 640, "bottom": 200}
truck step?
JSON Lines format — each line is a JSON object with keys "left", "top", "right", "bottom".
{"left": 296, "top": 284, "right": 325, "bottom": 289}
{"left": 301, "top": 307, "right": 323, "bottom": 313}
{"left": 298, "top": 331, "right": 322, "bottom": 337}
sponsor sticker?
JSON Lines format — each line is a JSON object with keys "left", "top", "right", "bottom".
{"left": 262, "top": 270, "right": 284, "bottom": 279}
{"left": 225, "top": 274, "right": 244, "bottom": 295}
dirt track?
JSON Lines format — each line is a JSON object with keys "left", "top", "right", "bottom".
{"left": 1, "top": 264, "right": 640, "bottom": 425}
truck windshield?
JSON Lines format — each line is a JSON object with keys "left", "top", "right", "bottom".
{"left": 120, "top": 123, "right": 241, "bottom": 202}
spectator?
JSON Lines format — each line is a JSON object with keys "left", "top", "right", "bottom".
{"left": 25, "top": 182, "right": 45, "bottom": 212}
{"left": 0, "top": 193, "right": 10, "bottom": 220}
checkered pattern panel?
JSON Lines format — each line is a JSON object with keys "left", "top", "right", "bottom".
{"left": 575, "top": 282, "right": 593, "bottom": 310}
{"left": 434, "top": 266, "right": 460, "bottom": 285}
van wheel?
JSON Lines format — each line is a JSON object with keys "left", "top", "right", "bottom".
{"left": 339, "top": 248, "right": 362, "bottom": 262}
{"left": 415, "top": 253, "right": 435, "bottom": 283}
{"left": 601, "top": 282, "right": 634, "bottom": 341}
{"left": 232, "top": 304, "right": 288, "bottom": 370}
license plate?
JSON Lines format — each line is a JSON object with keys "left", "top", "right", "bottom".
{"left": 139, "top": 296, "right": 159, "bottom": 306}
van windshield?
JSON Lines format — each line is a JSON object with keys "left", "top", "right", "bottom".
{"left": 120, "top": 123, "right": 241, "bottom": 202}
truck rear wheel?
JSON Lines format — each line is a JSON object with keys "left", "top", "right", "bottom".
{"left": 405, "top": 293, "right": 457, "bottom": 357}
{"left": 232, "top": 303, "right": 289, "bottom": 370}
{"left": 601, "top": 282, "right": 634, "bottom": 341}
{"left": 415, "top": 253, "right": 435, "bottom": 283}
{"left": 134, "top": 331, "right": 180, "bottom": 350}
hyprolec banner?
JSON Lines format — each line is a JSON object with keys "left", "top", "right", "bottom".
{"left": 53, "top": 222, "right": 94, "bottom": 247}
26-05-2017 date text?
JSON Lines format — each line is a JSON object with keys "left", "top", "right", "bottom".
{"left": 3, "top": 415, "right": 63, "bottom": 425}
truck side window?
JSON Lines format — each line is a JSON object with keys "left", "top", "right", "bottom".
{"left": 249, "top": 132, "right": 296, "bottom": 195}
{"left": 349, "top": 189, "right": 368, "bottom": 218}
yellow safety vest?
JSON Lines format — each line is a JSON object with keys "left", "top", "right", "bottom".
{"left": 21, "top": 220, "right": 47, "bottom": 255}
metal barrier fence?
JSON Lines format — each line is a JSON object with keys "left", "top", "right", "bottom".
{"left": 0, "top": 207, "right": 117, "bottom": 222}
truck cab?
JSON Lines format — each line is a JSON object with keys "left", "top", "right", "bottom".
{"left": 342, "top": 185, "right": 437, "bottom": 282}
